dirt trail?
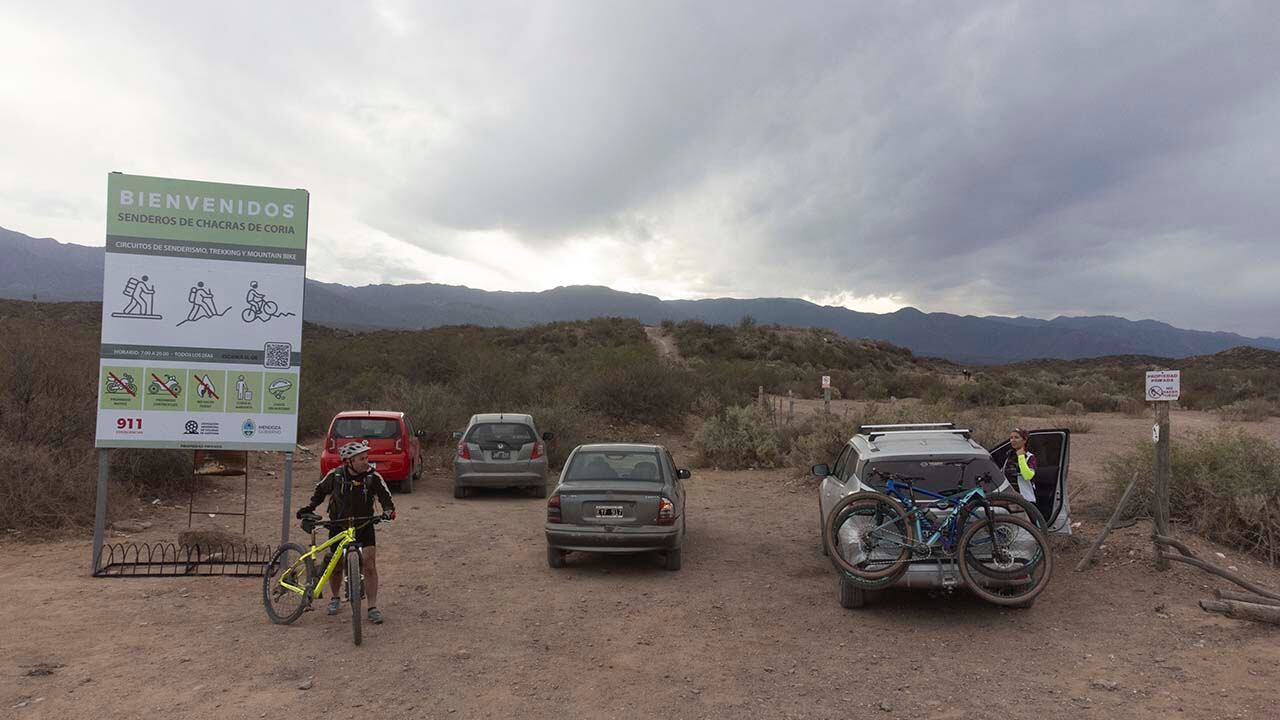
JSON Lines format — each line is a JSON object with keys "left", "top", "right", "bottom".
{"left": 4, "top": 419, "right": 1280, "bottom": 719}
{"left": 644, "top": 325, "right": 682, "bottom": 364}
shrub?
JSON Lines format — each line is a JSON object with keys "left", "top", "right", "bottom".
{"left": 1062, "top": 399, "right": 1087, "bottom": 416}
{"left": 787, "top": 411, "right": 851, "bottom": 470}
{"left": 1104, "top": 428, "right": 1280, "bottom": 563}
{"left": 694, "top": 404, "right": 783, "bottom": 469}
{"left": 524, "top": 402, "right": 592, "bottom": 468}
{"left": 580, "top": 352, "right": 693, "bottom": 428}
{"left": 1059, "top": 417, "right": 1094, "bottom": 434}
{"left": 1217, "top": 398, "right": 1275, "bottom": 423}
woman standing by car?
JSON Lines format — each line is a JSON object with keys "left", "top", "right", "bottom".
{"left": 1003, "top": 428, "right": 1039, "bottom": 511}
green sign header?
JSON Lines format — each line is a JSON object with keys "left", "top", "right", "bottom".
{"left": 106, "top": 173, "right": 309, "bottom": 249}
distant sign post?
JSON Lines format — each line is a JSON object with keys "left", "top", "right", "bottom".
{"left": 91, "top": 173, "right": 309, "bottom": 572}
{"left": 1146, "top": 370, "right": 1179, "bottom": 570}
{"left": 822, "top": 375, "right": 832, "bottom": 413}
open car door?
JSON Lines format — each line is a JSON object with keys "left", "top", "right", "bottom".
{"left": 989, "top": 429, "right": 1071, "bottom": 534}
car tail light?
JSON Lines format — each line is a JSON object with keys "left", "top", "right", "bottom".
{"left": 547, "top": 494, "right": 562, "bottom": 523}
{"left": 656, "top": 497, "right": 676, "bottom": 526}
{"left": 456, "top": 441, "right": 471, "bottom": 460}
{"left": 395, "top": 438, "right": 403, "bottom": 452}
{"left": 328, "top": 437, "right": 336, "bottom": 450}
{"left": 530, "top": 441, "right": 543, "bottom": 460}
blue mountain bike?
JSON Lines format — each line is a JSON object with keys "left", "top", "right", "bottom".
{"left": 823, "top": 471, "right": 1052, "bottom": 605}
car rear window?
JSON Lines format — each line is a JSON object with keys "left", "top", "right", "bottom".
{"left": 465, "top": 423, "right": 536, "bottom": 447}
{"left": 564, "top": 451, "right": 663, "bottom": 482}
{"left": 863, "top": 457, "right": 1002, "bottom": 494}
{"left": 331, "top": 418, "right": 401, "bottom": 440}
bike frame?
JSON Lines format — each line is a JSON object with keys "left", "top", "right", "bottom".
{"left": 882, "top": 479, "right": 989, "bottom": 552}
{"left": 276, "top": 525, "right": 364, "bottom": 600}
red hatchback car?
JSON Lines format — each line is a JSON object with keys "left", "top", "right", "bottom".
{"left": 320, "top": 411, "right": 424, "bottom": 493}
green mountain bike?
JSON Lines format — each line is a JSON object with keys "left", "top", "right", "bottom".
{"left": 263, "top": 513, "right": 384, "bottom": 645}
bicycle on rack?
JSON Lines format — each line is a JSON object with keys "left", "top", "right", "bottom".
{"left": 262, "top": 512, "right": 386, "bottom": 645}
{"left": 823, "top": 470, "right": 1052, "bottom": 606}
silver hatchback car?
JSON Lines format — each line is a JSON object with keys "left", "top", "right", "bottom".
{"left": 452, "top": 413, "right": 552, "bottom": 498}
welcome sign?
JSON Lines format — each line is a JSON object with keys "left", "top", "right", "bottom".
{"left": 95, "top": 173, "right": 309, "bottom": 450}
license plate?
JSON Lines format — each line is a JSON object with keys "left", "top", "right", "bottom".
{"left": 595, "top": 505, "right": 624, "bottom": 518}
{"left": 492, "top": 451, "right": 510, "bottom": 460}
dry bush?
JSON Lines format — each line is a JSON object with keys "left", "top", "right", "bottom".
{"left": 1059, "top": 417, "right": 1095, "bottom": 434}
{"left": 694, "top": 404, "right": 783, "bottom": 469}
{"left": 1105, "top": 428, "right": 1280, "bottom": 564}
{"left": 1062, "top": 399, "right": 1087, "bottom": 416}
{"left": 1217, "top": 398, "right": 1275, "bottom": 423}
{"left": 786, "top": 411, "right": 851, "bottom": 470}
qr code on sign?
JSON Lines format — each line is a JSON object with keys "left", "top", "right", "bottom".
{"left": 264, "top": 342, "right": 292, "bottom": 369}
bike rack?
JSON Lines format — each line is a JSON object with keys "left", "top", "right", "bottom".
{"left": 94, "top": 542, "right": 274, "bottom": 577}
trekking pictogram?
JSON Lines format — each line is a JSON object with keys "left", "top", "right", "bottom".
{"left": 112, "top": 276, "right": 161, "bottom": 319}
{"left": 178, "top": 281, "right": 230, "bottom": 326}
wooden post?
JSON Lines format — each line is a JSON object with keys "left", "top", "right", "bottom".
{"left": 1075, "top": 472, "right": 1139, "bottom": 572}
{"left": 787, "top": 391, "right": 794, "bottom": 424}
{"left": 1154, "top": 401, "right": 1171, "bottom": 570}
{"left": 823, "top": 387, "right": 831, "bottom": 414}
{"left": 758, "top": 385, "right": 765, "bottom": 407}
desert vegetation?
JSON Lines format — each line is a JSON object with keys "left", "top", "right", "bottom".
{"left": 1, "top": 298, "right": 1278, "bottom": 548}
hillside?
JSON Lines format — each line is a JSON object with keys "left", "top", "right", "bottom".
{"left": 4, "top": 225, "right": 1280, "bottom": 363}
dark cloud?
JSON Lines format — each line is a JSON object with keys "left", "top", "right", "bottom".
{"left": 4, "top": 2, "right": 1278, "bottom": 336}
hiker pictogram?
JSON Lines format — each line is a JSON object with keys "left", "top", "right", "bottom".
{"left": 178, "top": 281, "right": 230, "bottom": 326}
{"left": 112, "top": 276, "right": 161, "bottom": 319}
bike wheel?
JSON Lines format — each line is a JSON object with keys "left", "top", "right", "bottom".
{"left": 823, "top": 491, "right": 913, "bottom": 582}
{"left": 958, "top": 515, "right": 1052, "bottom": 606}
{"left": 347, "top": 550, "right": 363, "bottom": 646}
{"left": 960, "top": 492, "right": 1046, "bottom": 535}
{"left": 263, "top": 543, "right": 312, "bottom": 625}
{"left": 265, "top": 301, "right": 278, "bottom": 315}
{"left": 241, "top": 308, "right": 255, "bottom": 322}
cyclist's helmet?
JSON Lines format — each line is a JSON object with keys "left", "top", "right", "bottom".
{"left": 250, "top": 281, "right": 259, "bottom": 288}
{"left": 339, "top": 441, "right": 371, "bottom": 461}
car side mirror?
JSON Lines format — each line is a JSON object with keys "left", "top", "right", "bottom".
{"left": 677, "top": 468, "right": 691, "bottom": 480}
{"left": 414, "top": 430, "right": 426, "bottom": 438}
{"left": 812, "top": 464, "right": 830, "bottom": 477}
{"left": 542, "top": 432, "right": 554, "bottom": 442}
{"left": 451, "top": 431, "right": 463, "bottom": 441}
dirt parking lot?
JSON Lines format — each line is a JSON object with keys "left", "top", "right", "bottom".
{"left": 4, "top": 412, "right": 1280, "bottom": 720}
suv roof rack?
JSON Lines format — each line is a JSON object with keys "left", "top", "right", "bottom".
{"left": 866, "top": 428, "right": 972, "bottom": 442}
{"left": 858, "top": 422, "right": 955, "bottom": 433}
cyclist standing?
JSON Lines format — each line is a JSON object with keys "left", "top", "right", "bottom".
{"left": 296, "top": 441, "right": 396, "bottom": 624}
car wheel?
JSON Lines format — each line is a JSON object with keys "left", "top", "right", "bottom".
{"left": 838, "top": 573, "right": 868, "bottom": 609}
{"left": 664, "top": 548, "right": 682, "bottom": 571}
{"left": 453, "top": 483, "right": 468, "bottom": 499}
{"left": 532, "top": 484, "right": 547, "bottom": 499}
{"left": 399, "top": 474, "right": 414, "bottom": 494}
{"left": 547, "top": 545, "right": 565, "bottom": 569}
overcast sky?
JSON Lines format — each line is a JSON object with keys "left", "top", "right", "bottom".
{"left": 3, "top": 2, "right": 1278, "bottom": 336}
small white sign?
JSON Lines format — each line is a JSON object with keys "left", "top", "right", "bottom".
{"left": 821, "top": 375, "right": 831, "bottom": 389}
{"left": 1145, "top": 370, "right": 1181, "bottom": 402}
{"left": 1152, "top": 424, "right": 1160, "bottom": 443}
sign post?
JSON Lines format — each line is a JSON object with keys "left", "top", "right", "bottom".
{"left": 821, "top": 375, "right": 832, "bottom": 413}
{"left": 1145, "top": 370, "right": 1179, "bottom": 571}
{"left": 92, "top": 173, "right": 308, "bottom": 573}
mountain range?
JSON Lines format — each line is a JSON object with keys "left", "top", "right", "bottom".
{"left": 5, "top": 225, "right": 1277, "bottom": 364}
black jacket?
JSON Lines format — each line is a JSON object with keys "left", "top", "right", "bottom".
{"left": 306, "top": 466, "right": 395, "bottom": 522}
